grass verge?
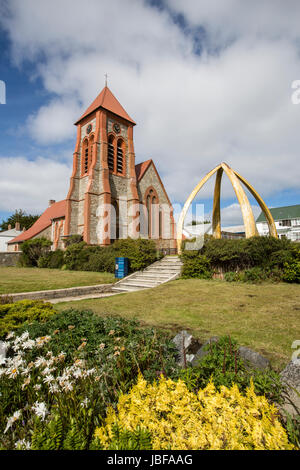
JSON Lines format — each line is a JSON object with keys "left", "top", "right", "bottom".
{"left": 0, "top": 267, "right": 115, "bottom": 294}
{"left": 55, "top": 278, "right": 300, "bottom": 370}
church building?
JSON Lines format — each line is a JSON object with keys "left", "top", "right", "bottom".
{"left": 8, "top": 86, "right": 176, "bottom": 253}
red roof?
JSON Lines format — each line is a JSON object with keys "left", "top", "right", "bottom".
{"left": 75, "top": 86, "right": 136, "bottom": 125}
{"left": 135, "top": 159, "right": 152, "bottom": 181}
{"left": 8, "top": 200, "right": 66, "bottom": 244}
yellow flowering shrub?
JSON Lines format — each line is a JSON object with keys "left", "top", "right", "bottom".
{"left": 95, "top": 375, "right": 294, "bottom": 450}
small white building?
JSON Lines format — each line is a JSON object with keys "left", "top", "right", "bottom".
{"left": 256, "top": 204, "right": 300, "bottom": 241}
{"left": 183, "top": 223, "right": 245, "bottom": 240}
{"left": 0, "top": 224, "right": 23, "bottom": 252}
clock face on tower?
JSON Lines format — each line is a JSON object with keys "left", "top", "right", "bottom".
{"left": 113, "top": 123, "right": 121, "bottom": 133}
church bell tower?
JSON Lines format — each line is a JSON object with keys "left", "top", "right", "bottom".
{"left": 64, "top": 86, "right": 140, "bottom": 245}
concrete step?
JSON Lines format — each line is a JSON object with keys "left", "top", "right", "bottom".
{"left": 145, "top": 268, "right": 180, "bottom": 274}
{"left": 153, "top": 262, "right": 182, "bottom": 268}
{"left": 120, "top": 280, "right": 160, "bottom": 288}
{"left": 135, "top": 273, "right": 171, "bottom": 281}
{"left": 112, "top": 285, "right": 147, "bottom": 293}
{"left": 112, "top": 255, "right": 182, "bottom": 294}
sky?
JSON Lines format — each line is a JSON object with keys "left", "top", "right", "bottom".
{"left": 1, "top": 0, "right": 300, "bottom": 228}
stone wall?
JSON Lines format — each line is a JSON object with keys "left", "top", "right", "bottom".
{"left": 0, "top": 251, "right": 22, "bottom": 266}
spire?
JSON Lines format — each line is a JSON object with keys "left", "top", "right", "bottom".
{"left": 75, "top": 86, "right": 136, "bottom": 125}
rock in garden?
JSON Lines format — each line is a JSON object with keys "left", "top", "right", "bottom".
{"left": 172, "top": 330, "right": 200, "bottom": 367}
{"left": 191, "top": 336, "right": 219, "bottom": 368}
{"left": 238, "top": 346, "right": 270, "bottom": 370}
{"left": 0, "top": 341, "right": 7, "bottom": 365}
{"left": 280, "top": 361, "right": 300, "bottom": 418}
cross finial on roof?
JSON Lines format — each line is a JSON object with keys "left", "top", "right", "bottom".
{"left": 104, "top": 73, "right": 108, "bottom": 87}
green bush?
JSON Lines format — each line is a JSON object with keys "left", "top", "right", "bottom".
{"left": 14, "top": 309, "right": 178, "bottom": 380}
{"left": 283, "top": 260, "right": 300, "bottom": 283}
{"left": 224, "top": 271, "right": 244, "bottom": 282}
{"left": 63, "top": 238, "right": 158, "bottom": 273}
{"left": 81, "top": 247, "right": 115, "bottom": 273}
{"left": 177, "top": 336, "right": 284, "bottom": 405}
{"left": 243, "top": 266, "right": 267, "bottom": 283}
{"left": 181, "top": 236, "right": 300, "bottom": 284}
{"left": 63, "top": 241, "right": 88, "bottom": 270}
{"left": 180, "top": 251, "right": 212, "bottom": 279}
{"left": 19, "top": 238, "right": 52, "bottom": 267}
{"left": 37, "top": 250, "right": 64, "bottom": 269}
{"left": 63, "top": 234, "right": 83, "bottom": 247}
{"left": 201, "top": 236, "right": 294, "bottom": 272}
{"left": 0, "top": 300, "right": 56, "bottom": 338}
{"left": 111, "top": 238, "right": 159, "bottom": 272}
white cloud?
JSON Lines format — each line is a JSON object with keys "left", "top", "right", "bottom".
{"left": 0, "top": 156, "right": 71, "bottom": 213}
{"left": 1, "top": 0, "right": 300, "bottom": 226}
{"left": 26, "top": 98, "right": 80, "bottom": 144}
{"left": 220, "top": 203, "right": 261, "bottom": 227}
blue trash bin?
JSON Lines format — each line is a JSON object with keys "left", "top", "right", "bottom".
{"left": 115, "top": 257, "right": 129, "bottom": 279}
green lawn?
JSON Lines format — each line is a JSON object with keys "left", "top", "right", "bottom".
{"left": 55, "top": 278, "right": 300, "bottom": 370}
{"left": 0, "top": 267, "right": 115, "bottom": 294}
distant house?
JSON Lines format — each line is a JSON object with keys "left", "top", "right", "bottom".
{"left": 219, "top": 225, "right": 245, "bottom": 239}
{"left": 0, "top": 223, "right": 23, "bottom": 252}
{"left": 256, "top": 204, "right": 300, "bottom": 241}
{"left": 183, "top": 223, "right": 245, "bottom": 240}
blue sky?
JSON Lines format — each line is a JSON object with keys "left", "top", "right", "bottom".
{"left": 1, "top": 0, "right": 300, "bottom": 228}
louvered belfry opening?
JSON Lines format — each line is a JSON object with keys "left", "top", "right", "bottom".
{"left": 82, "top": 138, "right": 89, "bottom": 175}
{"left": 84, "top": 146, "right": 89, "bottom": 173}
{"left": 108, "top": 135, "right": 115, "bottom": 171}
{"left": 117, "top": 139, "right": 124, "bottom": 174}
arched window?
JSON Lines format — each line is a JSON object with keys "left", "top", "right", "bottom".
{"left": 81, "top": 136, "right": 94, "bottom": 175}
{"left": 145, "top": 187, "right": 159, "bottom": 239}
{"left": 88, "top": 134, "right": 94, "bottom": 170}
{"left": 117, "top": 139, "right": 124, "bottom": 174}
{"left": 82, "top": 138, "right": 89, "bottom": 175}
{"left": 111, "top": 199, "right": 120, "bottom": 241}
{"left": 147, "top": 191, "right": 152, "bottom": 238}
{"left": 108, "top": 135, "right": 115, "bottom": 171}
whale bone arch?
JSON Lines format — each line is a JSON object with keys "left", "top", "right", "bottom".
{"left": 177, "top": 162, "right": 277, "bottom": 254}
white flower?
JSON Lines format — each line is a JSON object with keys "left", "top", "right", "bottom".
{"left": 80, "top": 398, "right": 89, "bottom": 408}
{"left": 15, "top": 439, "right": 31, "bottom": 450}
{"left": 4, "top": 410, "right": 22, "bottom": 433}
{"left": 6, "top": 366, "right": 19, "bottom": 379}
{"left": 41, "top": 367, "right": 55, "bottom": 376}
{"left": 20, "top": 331, "right": 30, "bottom": 342}
{"left": 13, "top": 336, "right": 22, "bottom": 345}
{"left": 34, "top": 356, "right": 47, "bottom": 368}
{"left": 72, "top": 368, "right": 83, "bottom": 379}
{"left": 43, "top": 374, "right": 54, "bottom": 384}
{"left": 22, "top": 339, "right": 35, "bottom": 350}
{"left": 21, "top": 377, "right": 31, "bottom": 390}
{"left": 21, "top": 367, "right": 31, "bottom": 376}
{"left": 86, "top": 368, "right": 96, "bottom": 376}
{"left": 55, "top": 352, "right": 66, "bottom": 363}
{"left": 32, "top": 402, "right": 48, "bottom": 420}
{"left": 6, "top": 331, "right": 15, "bottom": 340}
{"left": 62, "top": 381, "right": 73, "bottom": 392}
{"left": 49, "top": 383, "right": 59, "bottom": 393}
{"left": 34, "top": 384, "right": 41, "bottom": 391}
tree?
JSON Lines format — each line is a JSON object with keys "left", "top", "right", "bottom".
{"left": 0, "top": 209, "right": 40, "bottom": 232}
